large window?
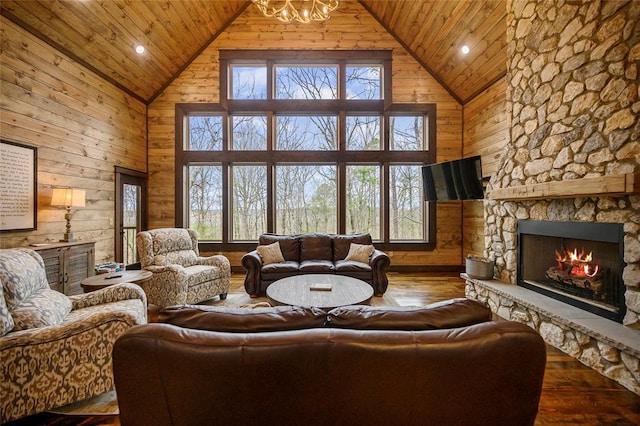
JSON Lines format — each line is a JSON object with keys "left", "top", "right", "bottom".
{"left": 176, "top": 51, "right": 436, "bottom": 250}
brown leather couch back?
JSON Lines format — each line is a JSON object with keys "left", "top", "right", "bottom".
{"left": 114, "top": 321, "right": 546, "bottom": 426}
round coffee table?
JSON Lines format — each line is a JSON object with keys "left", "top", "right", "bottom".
{"left": 266, "top": 274, "right": 373, "bottom": 310}
{"left": 80, "top": 270, "right": 152, "bottom": 293}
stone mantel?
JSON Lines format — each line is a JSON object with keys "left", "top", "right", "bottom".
{"left": 487, "top": 173, "right": 640, "bottom": 201}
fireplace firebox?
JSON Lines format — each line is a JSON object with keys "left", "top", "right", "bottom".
{"left": 517, "top": 220, "right": 626, "bottom": 323}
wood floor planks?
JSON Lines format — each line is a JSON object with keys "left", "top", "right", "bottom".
{"left": 7, "top": 273, "right": 640, "bottom": 426}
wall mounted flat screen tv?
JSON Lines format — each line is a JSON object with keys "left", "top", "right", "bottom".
{"left": 422, "top": 156, "right": 484, "bottom": 201}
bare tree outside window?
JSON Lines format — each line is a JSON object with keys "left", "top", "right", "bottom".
{"left": 346, "top": 115, "right": 380, "bottom": 150}
{"left": 276, "top": 165, "right": 337, "bottom": 234}
{"left": 346, "top": 165, "right": 380, "bottom": 238}
{"left": 390, "top": 115, "right": 424, "bottom": 151}
{"left": 232, "top": 115, "right": 267, "bottom": 150}
{"left": 275, "top": 66, "right": 337, "bottom": 100}
{"left": 123, "top": 184, "right": 139, "bottom": 264}
{"left": 230, "top": 65, "right": 267, "bottom": 99}
{"left": 188, "top": 165, "right": 222, "bottom": 241}
{"left": 276, "top": 115, "right": 337, "bottom": 151}
{"left": 232, "top": 165, "right": 267, "bottom": 241}
{"left": 390, "top": 165, "right": 424, "bottom": 240}
{"left": 188, "top": 116, "right": 223, "bottom": 150}
{"left": 346, "top": 66, "right": 381, "bottom": 100}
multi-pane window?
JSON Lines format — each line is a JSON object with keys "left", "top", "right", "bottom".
{"left": 177, "top": 51, "right": 435, "bottom": 249}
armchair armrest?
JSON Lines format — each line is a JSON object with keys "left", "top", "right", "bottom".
{"left": 1, "top": 306, "right": 145, "bottom": 349}
{"left": 196, "top": 255, "right": 231, "bottom": 274}
{"left": 70, "top": 283, "right": 147, "bottom": 311}
{"left": 369, "top": 249, "right": 391, "bottom": 296}
{"left": 241, "top": 250, "right": 263, "bottom": 296}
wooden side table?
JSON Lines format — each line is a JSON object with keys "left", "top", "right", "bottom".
{"left": 80, "top": 270, "right": 152, "bottom": 293}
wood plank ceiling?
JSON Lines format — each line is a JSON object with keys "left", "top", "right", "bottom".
{"left": 1, "top": 0, "right": 506, "bottom": 105}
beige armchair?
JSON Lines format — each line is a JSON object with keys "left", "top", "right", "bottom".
{"left": 0, "top": 248, "right": 147, "bottom": 423}
{"left": 136, "top": 228, "right": 231, "bottom": 308}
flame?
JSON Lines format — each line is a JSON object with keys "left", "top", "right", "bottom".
{"left": 555, "top": 247, "right": 600, "bottom": 278}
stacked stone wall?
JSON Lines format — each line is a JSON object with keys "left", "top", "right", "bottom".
{"left": 485, "top": 0, "right": 640, "bottom": 327}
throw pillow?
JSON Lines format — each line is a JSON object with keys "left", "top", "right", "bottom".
{"left": 257, "top": 242, "right": 285, "bottom": 265}
{"left": 344, "top": 243, "right": 374, "bottom": 263}
{"left": 10, "top": 288, "right": 72, "bottom": 331}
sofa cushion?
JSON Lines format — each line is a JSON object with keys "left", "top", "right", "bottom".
{"left": 259, "top": 234, "right": 300, "bottom": 262}
{"left": 344, "top": 243, "right": 374, "bottom": 263}
{"left": 333, "top": 233, "right": 372, "bottom": 262}
{"left": 299, "top": 260, "right": 335, "bottom": 273}
{"left": 159, "top": 305, "right": 327, "bottom": 332}
{"left": 299, "top": 233, "right": 333, "bottom": 262}
{"left": 10, "top": 288, "right": 73, "bottom": 331}
{"left": 262, "top": 260, "right": 299, "bottom": 274}
{"left": 334, "top": 260, "right": 372, "bottom": 273}
{"left": 0, "top": 249, "right": 49, "bottom": 310}
{"left": 257, "top": 242, "right": 285, "bottom": 265}
{"left": 0, "top": 291, "right": 14, "bottom": 336}
{"left": 326, "top": 298, "right": 492, "bottom": 330}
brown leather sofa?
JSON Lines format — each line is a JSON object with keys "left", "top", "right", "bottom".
{"left": 241, "top": 233, "right": 391, "bottom": 297}
{"left": 113, "top": 300, "right": 547, "bottom": 426}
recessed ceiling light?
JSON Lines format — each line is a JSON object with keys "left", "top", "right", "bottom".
{"left": 135, "top": 45, "right": 145, "bottom": 54}
{"left": 461, "top": 45, "right": 470, "bottom": 55}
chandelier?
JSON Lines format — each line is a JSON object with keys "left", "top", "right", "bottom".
{"left": 252, "top": 0, "right": 339, "bottom": 24}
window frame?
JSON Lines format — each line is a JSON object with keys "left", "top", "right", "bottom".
{"left": 175, "top": 50, "right": 436, "bottom": 252}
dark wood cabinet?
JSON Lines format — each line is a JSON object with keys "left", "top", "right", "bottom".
{"left": 32, "top": 241, "right": 95, "bottom": 295}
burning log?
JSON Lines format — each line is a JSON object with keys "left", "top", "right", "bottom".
{"left": 545, "top": 266, "right": 571, "bottom": 284}
{"left": 545, "top": 266, "right": 606, "bottom": 296}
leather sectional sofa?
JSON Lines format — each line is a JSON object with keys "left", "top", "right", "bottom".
{"left": 113, "top": 299, "right": 547, "bottom": 426}
{"left": 241, "top": 233, "right": 391, "bottom": 297}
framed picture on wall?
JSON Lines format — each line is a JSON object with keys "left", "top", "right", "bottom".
{"left": 0, "top": 140, "right": 38, "bottom": 232}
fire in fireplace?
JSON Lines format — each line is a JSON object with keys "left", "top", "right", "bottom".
{"left": 517, "top": 220, "right": 626, "bottom": 323}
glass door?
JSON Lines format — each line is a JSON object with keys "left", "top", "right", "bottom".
{"left": 115, "top": 167, "right": 147, "bottom": 268}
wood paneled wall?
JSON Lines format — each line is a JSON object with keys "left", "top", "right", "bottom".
{"left": 462, "top": 79, "right": 508, "bottom": 257}
{"left": 0, "top": 17, "right": 147, "bottom": 263}
{"left": 147, "top": 0, "right": 463, "bottom": 268}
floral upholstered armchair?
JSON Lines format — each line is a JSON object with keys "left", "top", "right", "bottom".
{"left": 0, "top": 248, "right": 147, "bottom": 423}
{"left": 136, "top": 228, "right": 231, "bottom": 308}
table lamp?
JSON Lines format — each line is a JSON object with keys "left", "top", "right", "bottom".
{"left": 51, "top": 188, "right": 86, "bottom": 242}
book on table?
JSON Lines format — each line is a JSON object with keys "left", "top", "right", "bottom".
{"left": 310, "top": 283, "right": 332, "bottom": 291}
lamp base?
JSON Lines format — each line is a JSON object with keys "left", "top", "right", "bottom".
{"left": 60, "top": 232, "right": 77, "bottom": 243}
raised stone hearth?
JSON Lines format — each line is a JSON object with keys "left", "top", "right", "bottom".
{"left": 464, "top": 275, "right": 640, "bottom": 395}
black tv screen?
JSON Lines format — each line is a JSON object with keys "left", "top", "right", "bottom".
{"left": 422, "top": 156, "right": 484, "bottom": 201}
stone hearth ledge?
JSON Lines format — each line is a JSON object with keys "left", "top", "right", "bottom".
{"left": 463, "top": 274, "right": 640, "bottom": 395}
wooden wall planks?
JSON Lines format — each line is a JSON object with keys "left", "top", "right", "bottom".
{"left": 0, "top": 17, "right": 147, "bottom": 263}
{"left": 147, "top": 1, "right": 464, "bottom": 268}
{"left": 462, "top": 79, "right": 508, "bottom": 258}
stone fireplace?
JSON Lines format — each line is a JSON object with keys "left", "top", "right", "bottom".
{"left": 464, "top": 0, "right": 640, "bottom": 395}
{"left": 518, "top": 219, "right": 626, "bottom": 323}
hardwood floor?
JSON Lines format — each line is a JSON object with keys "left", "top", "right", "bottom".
{"left": 8, "top": 272, "right": 640, "bottom": 426}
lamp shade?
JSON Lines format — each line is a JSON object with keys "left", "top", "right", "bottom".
{"left": 51, "top": 188, "right": 86, "bottom": 208}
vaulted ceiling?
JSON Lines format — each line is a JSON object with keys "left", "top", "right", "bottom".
{"left": 1, "top": 0, "right": 507, "bottom": 105}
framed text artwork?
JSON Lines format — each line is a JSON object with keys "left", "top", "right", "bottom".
{"left": 1, "top": 140, "right": 38, "bottom": 231}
